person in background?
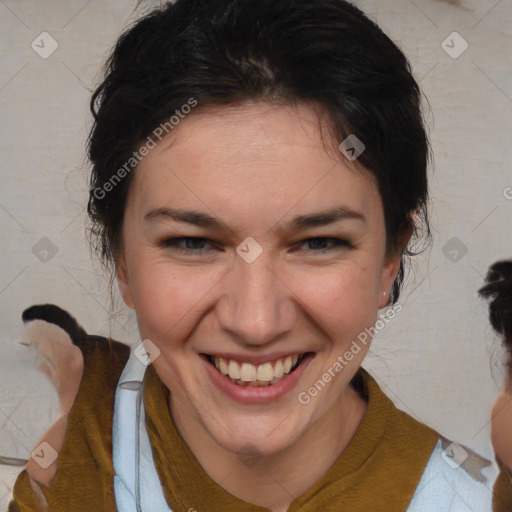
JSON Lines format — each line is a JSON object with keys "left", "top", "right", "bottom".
{"left": 479, "top": 260, "right": 512, "bottom": 512}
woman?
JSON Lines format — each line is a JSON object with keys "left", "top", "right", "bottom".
{"left": 479, "top": 260, "right": 512, "bottom": 512}
{"left": 8, "top": 0, "right": 499, "bottom": 510}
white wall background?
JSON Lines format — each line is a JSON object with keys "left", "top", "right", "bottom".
{"left": 0, "top": 0, "right": 511, "bottom": 508}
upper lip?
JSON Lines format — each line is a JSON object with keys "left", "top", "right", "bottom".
{"left": 201, "top": 351, "right": 313, "bottom": 366}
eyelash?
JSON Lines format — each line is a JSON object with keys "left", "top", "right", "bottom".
{"left": 161, "top": 237, "right": 352, "bottom": 255}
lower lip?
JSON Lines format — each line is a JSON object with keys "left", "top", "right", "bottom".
{"left": 202, "top": 353, "right": 315, "bottom": 404}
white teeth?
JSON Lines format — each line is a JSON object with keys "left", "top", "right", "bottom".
{"left": 218, "top": 357, "right": 228, "bottom": 375}
{"left": 212, "top": 353, "right": 305, "bottom": 385}
{"left": 240, "top": 363, "right": 257, "bottom": 382}
{"left": 256, "top": 362, "right": 274, "bottom": 382}
{"left": 273, "top": 359, "right": 284, "bottom": 378}
{"left": 228, "top": 359, "right": 240, "bottom": 379}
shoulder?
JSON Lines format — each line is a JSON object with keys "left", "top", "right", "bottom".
{"left": 407, "top": 437, "right": 498, "bottom": 511}
{"left": 52, "top": 335, "right": 131, "bottom": 472}
{"left": 10, "top": 335, "right": 130, "bottom": 511}
{"left": 76, "top": 335, "right": 131, "bottom": 404}
{"left": 359, "top": 368, "right": 440, "bottom": 457}
{"left": 359, "top": 369, "right": 499, "bottom": 511}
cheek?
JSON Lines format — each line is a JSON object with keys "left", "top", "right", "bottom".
{"left": 129, "top": 260, "right": 222, "bottom": 346}
{"left": 289, "top": 262, "right": 380, "bottom": 339}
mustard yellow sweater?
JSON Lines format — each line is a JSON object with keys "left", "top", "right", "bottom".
{"left": 9, "top": 336, "right": 485, "bottom": 511}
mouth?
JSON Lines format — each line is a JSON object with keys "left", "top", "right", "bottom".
{"left": 202, "top": 352, "right": 313, "bottom": 387}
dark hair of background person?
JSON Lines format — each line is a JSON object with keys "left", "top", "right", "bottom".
{"left": 86, "top": 0, "right": 433, "bottom": 304}
{"left": 479, "top": 260, "right": 512, "bottom": 384}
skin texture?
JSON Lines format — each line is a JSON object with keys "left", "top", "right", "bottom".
{"left": 491, "top": 386, "right": 512, "bottom": 470}
{"left": 117, "top": 100, "right": 406, "bottom": 511}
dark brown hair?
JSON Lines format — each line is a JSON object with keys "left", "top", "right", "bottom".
{"left": 479, "top": 260, "right": 512, "bottom": 383}
{"left": 87, "top": 0, "right": 432, "bottom": 303}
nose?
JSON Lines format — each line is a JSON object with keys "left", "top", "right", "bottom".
{"left": 216, "top": 251, "right": 297, "bottom": 348}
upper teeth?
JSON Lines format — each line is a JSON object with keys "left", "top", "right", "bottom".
{"left": 214, "top": 354, "right": 300, "bottom": 382}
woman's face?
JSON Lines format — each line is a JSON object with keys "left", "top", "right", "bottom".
{"left": 118, "top": 101, "right": 402, "bottom": 456}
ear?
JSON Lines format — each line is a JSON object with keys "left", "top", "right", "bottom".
{"left": 116, "top": 256, "right": 135, "bottom": 310}
{"left": 378, "top": 225, "right": 413, "bottom": 309}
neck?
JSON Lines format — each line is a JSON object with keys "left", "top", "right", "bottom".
{"left": 169, "top": 385, "right": 368, "bottom": 512}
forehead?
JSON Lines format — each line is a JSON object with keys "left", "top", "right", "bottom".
{"left": 127, "top": 101, "right": 382, "bottom": 228}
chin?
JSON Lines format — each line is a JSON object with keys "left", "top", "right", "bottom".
{"left": 207, "top": 408, "right": 307, "bottom": 458}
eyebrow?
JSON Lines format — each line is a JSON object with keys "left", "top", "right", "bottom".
{"left": 144, "top": 205, "right": 367, "bottom": 231}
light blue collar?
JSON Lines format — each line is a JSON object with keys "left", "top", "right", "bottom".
{"left": 112, "top": 353, "right": 173, "bottom": 512}
{"left": 407, "top": 437, "right": 497, "bottom": 511}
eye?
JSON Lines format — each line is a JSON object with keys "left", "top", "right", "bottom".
{"left": 297, "top": 237, "right": 352, "bottom": 253}
{"left": 160, "top": 236, "right": 351, "bottom": 256}
{"left": 161, "top": 237, "right": 218, "bottom": 254}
